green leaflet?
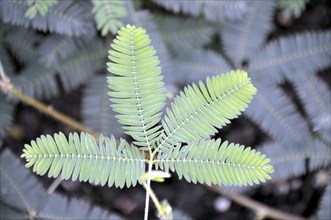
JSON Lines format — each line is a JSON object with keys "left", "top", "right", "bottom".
{"left": 157, "top": 139, "right": 274, "bottom": 186}
{"left": 21, "top": 132, "right": 146, "bottom": 188}
{"left": 158, "top": 70, "right": 256, "bottom": 149}
{"left": 107, "top": 24, "right": 165, "bottom": 149}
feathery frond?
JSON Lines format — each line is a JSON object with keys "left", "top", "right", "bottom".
{"left": 158, "top": 70, "right": 256, "bottom": 149}
{"left": 11, "top": 64, "right": 58, "bottom": 99}
{"left": 2, "top": 26, "right": 38, "bottom": 64}
{"left": 92, "top": 0, "right": 126, "bottom": 36}
{"left": 82, "top": 76, "right": 123, "bottom": 137}
{"left": 25, "top": 0, "right": 58, "bottom": 19}
{"left": 245, "top": 83, "right": 311, "bottom": 146}
{"left": 157, "top": 139, "right": 274, "bottom": 186}
{"left": 155, "top": 16, "right": 215, "bottom": 54}
{"left": 21, "top": 132, "right": 146, "bottom": 188}
{"left": 1, "top": 150, "right": 122, "bottom": 219}
{"left": 0, "top": 94, "right": 14, "bottom": 138}
{"left": 152, "top": 0, "right": 249, "bottom": 22}
{"left": 173, "top": 49, "right": 232, "bottom": 84}
{"left": 221, "top": 1, "right": 275, "bottom": 67}
{"left": 107, "top": 24, "right": 165, "bottom": 149}
{"left": 0, "top": 0, "right": 95, "bottom": 37}
{"left": 38, "top": 35, "right": 85, "bottom": 68}
{"left": 56, "top": 39, "right": 106, "bottom": 92}
{"left": 260, "top": 141, "right": 331, "bottom": 180}
{"left": 249, "top": 31, "right": 331, "bottom": 83}
{"left": 294, "top": 73, "right": 331, "bottom": 143}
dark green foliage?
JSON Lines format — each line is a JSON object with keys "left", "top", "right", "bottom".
{"left": 152, "top": 0, "right": 249, "bottom": 22}
{"left": 0, "top": 0, "right": 95, "bottom": 37}
{"left": 0, "top": 94, "right": 14, "bottom": 139}
{"left": 82, "top": 76, "right": 123, "bottom": 137}
{"left": 0, "top": 150, "right": 122, "bottom": 219}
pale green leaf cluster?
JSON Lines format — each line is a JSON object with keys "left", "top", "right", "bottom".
{"left": 21, "top": 132, "right": 146, "bottom": 188}
{"left": 21, "top": 25, "right": 273, "bottom": 188}
{"left": 25, "top": 0, "right": 58, "bottom": 19}
{"left": 92, "top": 0, "right": 126, "bottom": 36}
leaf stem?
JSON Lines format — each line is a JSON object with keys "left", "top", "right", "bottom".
{"left": 0, "top": 82, "right": 99, "bottom": 140}
{"left": 143, "top": 160, "right": 153, "bottom": 220}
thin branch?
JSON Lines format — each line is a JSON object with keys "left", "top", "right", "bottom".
{"left": 209, "top": 185, "right": 307, "bottom": 220}
{"left": 0, "top": 81, "right": 100, "bottom": 140}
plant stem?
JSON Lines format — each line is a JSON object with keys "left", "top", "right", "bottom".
{"left": 143, "top": 160, "right": 154, "bottom": 220}
{"left": 0, "top": 84, "right": 99, "bottom": 140}
{"left": 210, "top": 186, "right": 307, "bottom": 220}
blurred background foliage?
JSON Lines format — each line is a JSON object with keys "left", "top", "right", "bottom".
{"left": 0, "top": 0, "right": 330, "bottom": 219}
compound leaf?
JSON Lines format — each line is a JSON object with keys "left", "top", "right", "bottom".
{"left": 21, "top": 132, "right": 146, "bottom": 188}
{"left": 25, "top": 0, "right": 58, "bottom": 19}
{"left": 152, "top": 0, "right": 249, "bottom": 22}
{"left": 107, "top": 24, "right": 166, "bottom": 149}
{"left": 92, "top": 0, "right": 126, "bottom": 36}
{"left": 157, "top": 139, "right": 274, "bottom": 186}
{"left": 249, "top": 31, "right": 331, "bottom": 83}
{"left": 155, "top": 15, "right": 215, "bottom": 55}
{"left": 261, "top": 141, "right": 330, "bottom": 180}
{"left": 158, "top": 70, "right": 256, "bottom": 149}
{"left": 1, "top": 150, "right": 122, "bottom": 219}
{"left": 221, "top": 1, "right": 275, "bottom": 67}
{"left": 245, "top": 83, "right": 311, "bottom": 146}
{"left": 82, "top": 76, "right": 123, "bottom": 137}
{"left": 294, "top": 73, "right": 331, "bottom": 143}
{"left": 0, "top": 0, "right": 95, "bottom": 37}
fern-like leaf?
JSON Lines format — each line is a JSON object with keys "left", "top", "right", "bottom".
{"left": 260, "top": 141, "right": 330, "bottom": 180}
{"left": 152, "top": 0, "right": 248, "bottom": 22}
{"left": 1, "top": 150, "right": 122, "bottom": 219}
{"left": 293, "top": 73, "right": 331, "bottom": 143}
{"left": 155, "top": 16, "right": 215, "bottom": 54}
{"left": 11, "top": 64, "right": 58, "bottom": 99}
{"left": 158, "top": 70, "right": 256, "bottom": 149}
{"left": 107, "top": 24, "right": 165, "bottom": 149}
{"left": 157, "top": 139, "right": 274, "bottom": 186}
{"left": 82, "top": 76, "right": 123, "bottom": 137}
{"left": 249, "top": 31, "right": 331, "bottom": 83}
{"left": 92, "top": 0, "right": 126, "bottom": 36}
{"left": 21, "top": 132, "right": 146, "bottom": 188}
{"left": 25, "top": 0, "right": 58, "bottom": 19}
{"left": 2, "top": 26, "right": 38, "bottom": 64}
{"left": 0, "top": 0, "right": 95, "bottom": 37}
{"left": 37, "top": 35, "right": 86, "bottom": 68}
{"left": 245, "top": 83, "right": 311, "bottom": 146}
{"left": 56, "top": 39, "right": 106, "bottom": 92}
{"left": 173, "top": 49, "right": 232, "bottom": 85}
{"left": 221, "top": 1, "right": 275, "bottom": 67}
